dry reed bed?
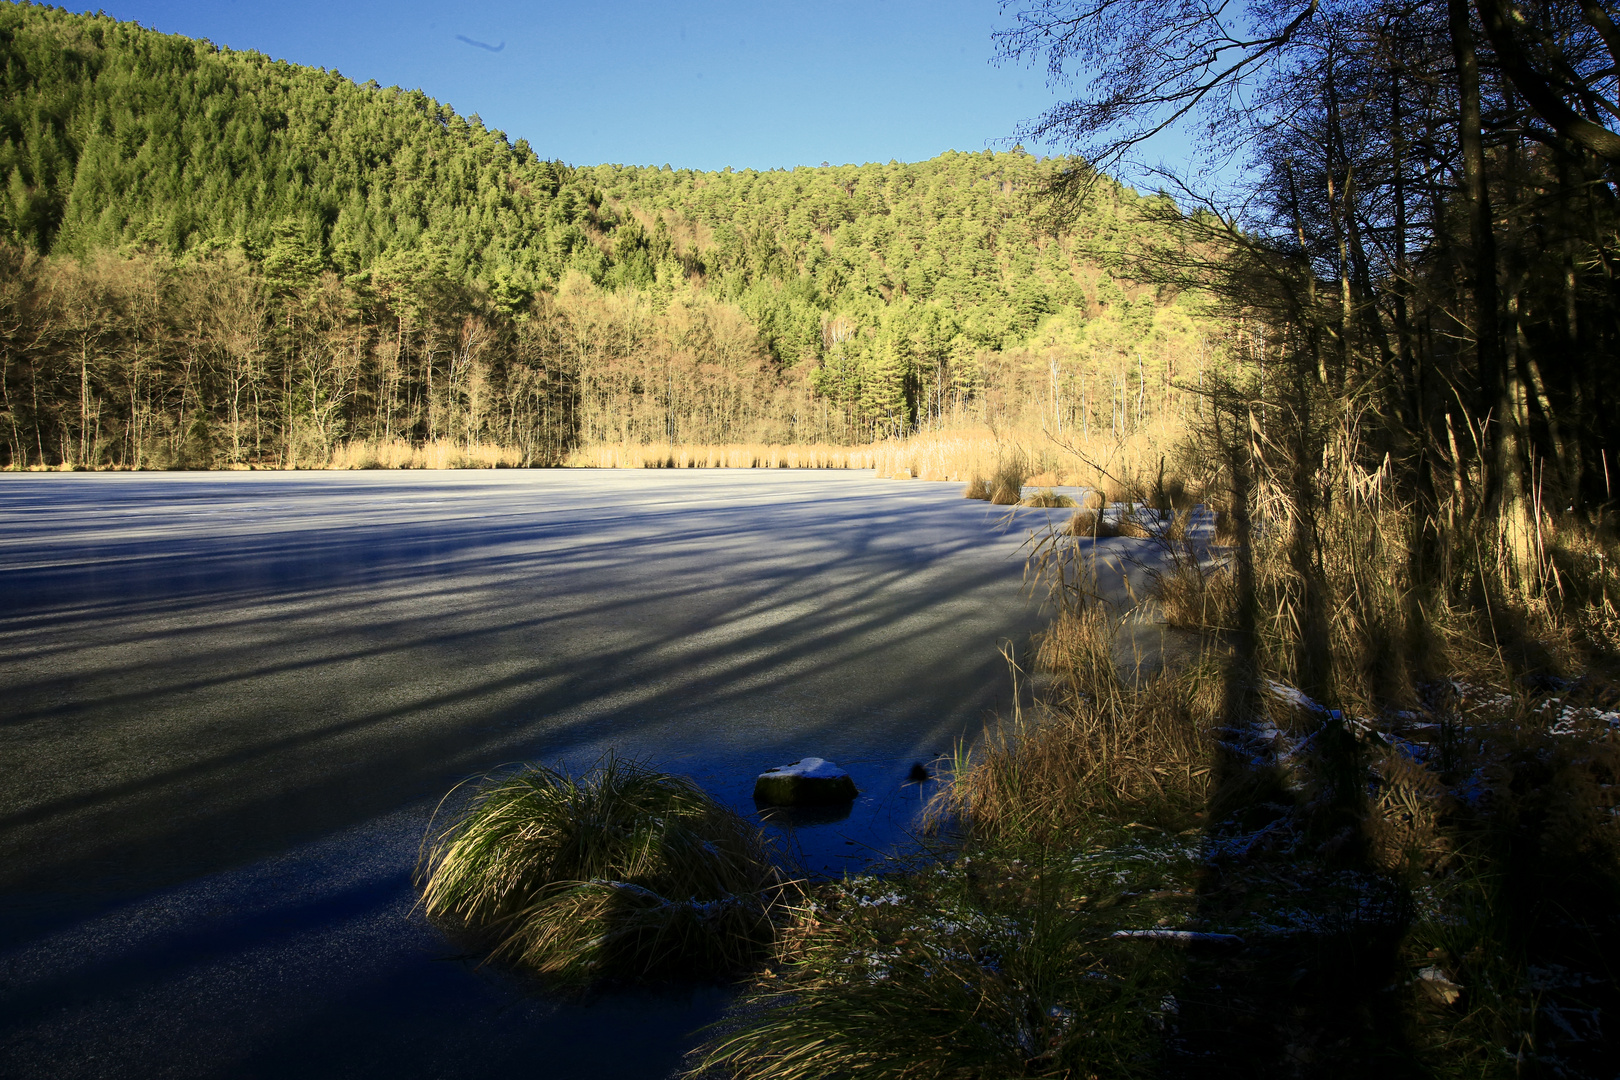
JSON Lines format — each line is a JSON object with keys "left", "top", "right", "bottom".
{"left": 558, "top": 419, "right": 1187, "bottom": 487}
{"left": 326, "top": 438, "right": 526, "bottom": 470}
{"left": 867, "top": 420, "right": 1187, "bottom": 487}
{"left": 562, "top": 442, "right": 879, "bottom": 470}
{"left": 934, "top": 605, "right": 1222, "bottom": 839}
{"left": 22, "top": 419, "right": 1193, "bottom": 482}
{"left": 18, "top": 438, "right": 530, "bottom": 471}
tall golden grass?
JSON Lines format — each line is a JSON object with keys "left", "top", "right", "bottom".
{"left": 561, "top": 442, "right": 878, "bottom": 470}
{"left": 873, "top": 419, "right": 1188, "bottom": 487}
{"left": 19, "top": 437, "right": 530, "bottom": 470}
{"left": 24, "top": 416, "right": 1194, "bottom": 480}
{"left": 929, "top": 606, "right": 1220, "bottom": 840}
{"left": 562, "top": 417, "right": 1190, "bottom": 488}
{"left": 325, "top": 439, "right": 525, "bottom": 470}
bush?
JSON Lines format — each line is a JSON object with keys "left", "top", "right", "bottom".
{"left": 417, "top": 754, "right": 784, "bottom": 985}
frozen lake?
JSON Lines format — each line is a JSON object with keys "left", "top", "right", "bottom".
{"left": 0, "top": 469, "right": 1105, "bottom": 1079}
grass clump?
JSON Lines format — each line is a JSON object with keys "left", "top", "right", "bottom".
{"left": 990, "top": 456, "right": 1031, "bottom": 505}
{"left": 943, "top": 606, "right": 1218, "bottom": 839}
{"left": 1023, "top": 488, "right": 1078, "bottom": 508}
{"left": 964, "top": 476, "right": 992, "bottom": 500}
{"left": 418, "top": 754, "right": 785, "bottom": 986}
{"left": 1064, "top": 509, "right": 1120, "bottom": 538}
{"left": 1151, "top": 560, "right": 1239, "bottom": 630}
{"left": 697, "top": 837, "right": 1195, "bottom": 1080}
{"left": 1113, "top": 506, "right": 1156, "bottom": 539}
{"left": 1139, "top": 509, "right": 1238, "bottom": 631}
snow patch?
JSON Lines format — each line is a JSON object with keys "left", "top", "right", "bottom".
{"left": 761, "top": 756, "right": 848, "bottom": 780}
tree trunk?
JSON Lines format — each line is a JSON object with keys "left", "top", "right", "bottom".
{"left": 1449, "top": 0, "right": 1535, "bottom": 589}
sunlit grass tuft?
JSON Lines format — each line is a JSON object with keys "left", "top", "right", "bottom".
{"left": 931, "top": 610, "right": 1218, "bottom": 842}
{"left": 1064, "top": 509, "right": 1120, "bottom": 538}
{"left": 990, "top": 455, "right": 1032, "bottom": 505}
{"left": 328, "top": 438, "right": 525, "bottom": 469}
{"left": 1113, "top": 508, "right": 1155, "bottom": 539}
{"left": 1022, "top": 488, "right": 1077, "bottom": 508}
{"left": 418, "top": 754, "right": 785, "bottom": 985}
{"left": 1151, "top": 559, "right": 1239, "bottom": 631}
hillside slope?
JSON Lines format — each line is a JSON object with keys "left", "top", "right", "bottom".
{"left": 0, "top": 2, "right": 613, "bottom": 286}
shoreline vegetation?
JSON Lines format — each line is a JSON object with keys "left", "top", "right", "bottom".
{"left": 691, "top": 481, "right": 1620, "bottom": 1079}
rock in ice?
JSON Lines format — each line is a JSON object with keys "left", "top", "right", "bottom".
{"left": 753, "top": 757, "right": 859, "bottom": 807}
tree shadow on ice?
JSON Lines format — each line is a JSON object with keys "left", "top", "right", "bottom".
{"left": 0, "top": 479, "right": 1044, "bottom": 946}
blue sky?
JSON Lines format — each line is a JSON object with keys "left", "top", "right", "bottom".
{"left": 82, "top": 0, "right": 1093, "bottom": 172}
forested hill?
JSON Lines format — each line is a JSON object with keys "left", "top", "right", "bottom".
{"left": 0, "top": 2, "right": 1215, "bottom": 469}
{"left": 578, "top": 157, "right": 1177, "bottom": 362}
{"left": 1, "top": 2, "right": 1176, "bottom": 319}
{"left": 0, "top": 1, "right": 597, "bottom": 288}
